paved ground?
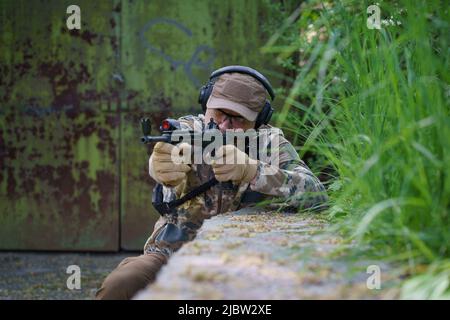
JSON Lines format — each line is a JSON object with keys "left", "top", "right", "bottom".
{"left": 135, "top": 208, "right": 400, "bottom": 299}
{"left": 0, "top": 251, "right": 131, "bottom": 299}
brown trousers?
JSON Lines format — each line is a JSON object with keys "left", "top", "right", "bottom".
{"left": 95, "top": 252, "right": 168, "bottom": 300}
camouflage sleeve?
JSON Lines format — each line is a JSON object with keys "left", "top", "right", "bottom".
{"left": 249, "top": 131, "right": 328, "bottom": 211}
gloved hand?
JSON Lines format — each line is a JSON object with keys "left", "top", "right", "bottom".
{"left": 211, "top": 145, "right": 258, "bottom": 184}
{"left": 148, "top": 142, "right": 191, "bottom": 187}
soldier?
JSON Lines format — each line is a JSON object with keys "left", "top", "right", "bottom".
{"left": 96, "top": 66, "right": 328, "bottom": 300}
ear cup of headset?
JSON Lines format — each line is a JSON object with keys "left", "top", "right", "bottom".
{"left": 198, "top": 79, "right": 216, "bottom": 112}
{"left": 198, "top": 85, "right": 207, "bottom": 111}
{"left": 254, "top": 101, "right": 274, "bottom": 129}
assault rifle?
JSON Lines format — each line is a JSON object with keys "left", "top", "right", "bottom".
{"left": 140, "top": 117, "right": 234, "bottom": 216}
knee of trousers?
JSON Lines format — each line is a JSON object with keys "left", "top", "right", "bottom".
{"left": 96, "top": 253, "right": 168, "bottom": 300}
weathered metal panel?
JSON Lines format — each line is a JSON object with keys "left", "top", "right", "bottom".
{"left": 0, "top": 0, "right": 120, "bottom": 250}
{"left": 0, "top": 0, "right": 276, "bottom": 251}
{"left": 119, "top": 0, "right": 275, "bottom": 249}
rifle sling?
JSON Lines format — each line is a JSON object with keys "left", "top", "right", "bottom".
{"left": 153, "top": 178, "right": 220, "bottom": 215}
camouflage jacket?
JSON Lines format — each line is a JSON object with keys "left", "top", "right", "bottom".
{"left": 144, "top": 114, "right": 328, "bottom": 257}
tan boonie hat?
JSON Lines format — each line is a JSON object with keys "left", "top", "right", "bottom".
{"left": 206, "top": 73, "right": 267, "bottom": 121}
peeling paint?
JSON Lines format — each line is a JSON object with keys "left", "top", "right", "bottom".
{"left": 0, "top": 0, "right": 120, "bottom": 251}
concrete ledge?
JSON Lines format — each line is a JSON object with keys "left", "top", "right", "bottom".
{"left": 134, "top": 209, "right": 396, "bottom": 299}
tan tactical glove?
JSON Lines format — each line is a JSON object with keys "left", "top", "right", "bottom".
{"left": 211, "top": 145, "right": 258, "bottom": 184}
{"left": 148, "top": 142, "right": 191, "bottom": 187}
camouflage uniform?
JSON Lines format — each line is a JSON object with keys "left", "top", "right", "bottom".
{"left": 143, "top": 114, "right": 328, "bottom": 258}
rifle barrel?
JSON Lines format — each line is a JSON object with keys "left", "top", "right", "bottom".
{"left": 140, "top": 135, "right": 171, "bottom": 144}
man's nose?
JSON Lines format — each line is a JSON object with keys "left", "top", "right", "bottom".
{"left": 218, "top": 118, "right": 232, "bottom": 131}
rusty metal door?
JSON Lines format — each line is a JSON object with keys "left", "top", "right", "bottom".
{"left": 0, "top": 0, "right": 121, "bottom": 250}
{"left": 0, "top": 0, "right": 275, "bottom": 251}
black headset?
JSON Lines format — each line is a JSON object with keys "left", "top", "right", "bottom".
{"left": 198, "top": 65, "right": 275, "bottom": 129}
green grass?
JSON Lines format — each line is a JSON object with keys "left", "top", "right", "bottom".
{"left": 262, "top": 0, "right": 449, "bottom": 298}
